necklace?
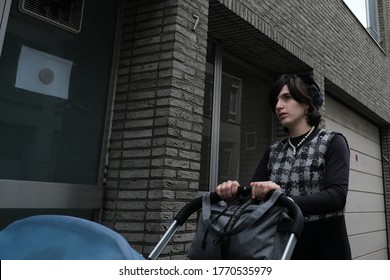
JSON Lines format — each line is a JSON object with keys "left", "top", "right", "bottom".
{"left": 288, "top": 126, "right": 315, "bottom": 155}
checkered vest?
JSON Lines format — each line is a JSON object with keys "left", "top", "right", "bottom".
{"left": 268, "top": 129, "right": 344, "bottom": 222}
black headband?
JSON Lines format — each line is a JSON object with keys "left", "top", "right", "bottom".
{"left": 299, "top": 75, "right": 323, "bottom": 107}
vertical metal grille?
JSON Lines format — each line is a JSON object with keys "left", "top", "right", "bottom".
{"left": 19, "top": 0, "right": 84, "bottom": 33}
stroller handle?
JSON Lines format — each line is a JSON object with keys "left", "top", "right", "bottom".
{"left": 174, "top": 186, "right": 304, "bottom": 239}
{"left": 174, "top": 186, "right": 249, "bottom": 225}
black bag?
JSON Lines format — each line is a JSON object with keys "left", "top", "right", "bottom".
{"left": 187, "top": 191, "right": 292, "bottom": 259}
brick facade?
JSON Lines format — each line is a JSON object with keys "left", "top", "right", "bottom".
{"left": 102, "top": 0, "right": 390, "bottom": 258}
{"left": 102, "top": 0, "right": 208, "bottom": 258}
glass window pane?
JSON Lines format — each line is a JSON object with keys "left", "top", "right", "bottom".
{"left": 343, "top": 0, "right": 367, "bottom": 27}
{"left": 0, "top": 0, "right": 118, "bottom": 185}
{"left": 219, "top": 55, "right": 273, "bottom": 186}
{"left": 218, "top": 72, "right": 241, "bottom": 183}
{"left": 200, "top": 43, "right": 274, "bottom": 191}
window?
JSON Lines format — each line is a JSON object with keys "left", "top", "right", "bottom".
{"left": 366, "top": 0, "right": 381, "bottom": 43}
{"left": 343, "top": 0, "right": 381, "bottom": 43}
{"left": 0, "top": 0, "right": 119, "bottom": 209}
{"left": 199, "top": 41, "right": 273, "bottom": 191}
{"left": 228, "top": 84, "right": 240, "bottom": 120}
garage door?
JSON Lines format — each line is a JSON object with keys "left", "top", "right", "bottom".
{"left": 324, "top": 96, "right": 388, "bottom": 259}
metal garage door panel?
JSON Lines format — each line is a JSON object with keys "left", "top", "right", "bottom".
{"left": 349, "top": 231, "right": 388, "bottom": 259}
{"left": 324, "top": 95, "right": 387, "bottom": 259}
{"left": 326, "top": 118, "right": 381, "bottom": 159}
{"left": 325, "top": 97, "right": 380, "bottom": 143}
{"left": 346, "top": 212, "right": 386, "bottom": 235}
{"left": 349, "top": 150, "right": 383, "bottom": 177}
{"left": 346, "top": 192, "right": 385, "bottom": 212}
{"left": 326, "top": 117, "right": 383, "bottom": 180}
{"left": 354, "top": 249, "right": 389, "bottom": 260}
{"left": 349, "top": 170, "right": 383, "bottom": 193}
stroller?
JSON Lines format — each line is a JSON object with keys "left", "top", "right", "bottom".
{"left": 0, "top": 187, "right": 303, "bottom": 260}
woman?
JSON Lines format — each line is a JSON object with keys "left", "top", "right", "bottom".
{"left": 216, "top": 74, "right": 352, "bottom": 259}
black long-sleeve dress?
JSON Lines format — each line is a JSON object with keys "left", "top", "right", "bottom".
{"left": 251, "top": 128, "right": 352, "bottom": 259}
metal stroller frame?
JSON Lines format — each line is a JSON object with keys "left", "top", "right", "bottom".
{"left": 148, "top": 187, "right": 304, "bottom": 260}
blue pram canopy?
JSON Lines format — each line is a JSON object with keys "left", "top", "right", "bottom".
{"left": 0, "top": 215, "right": 145, "bottom": 260}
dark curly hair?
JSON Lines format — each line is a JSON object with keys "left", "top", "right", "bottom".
{"left": 268, "top": 74, "right": 323, "bottom": 128}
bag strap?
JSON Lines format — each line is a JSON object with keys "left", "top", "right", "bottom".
{"left": 226, "top": 199, "right": 254, "bottom": 231}
{"left": 202, "top": 191, "right": 282, "bottom": 237}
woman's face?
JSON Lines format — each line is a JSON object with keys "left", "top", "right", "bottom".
{"left": 275, "top": 85, "right": 308, "bottom": 129}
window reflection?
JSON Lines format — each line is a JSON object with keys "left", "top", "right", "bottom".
{"left": 0, "top": 1, "right": 117, "bottom": 185}
{"left": 16, "top": 46, "right": 73, "bottom": 99}
{"left": 199, "top": 42, "right": 273, "bottom": 191}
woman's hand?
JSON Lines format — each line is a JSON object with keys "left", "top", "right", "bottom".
{"left": 250, "top": 181, "right": 281, "bottom": 200}
{"left": 215, "top": 180, "right": 240, "bottom": 202}
{"left": 216, "top": 180, "right": 281, "bottom": 202}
